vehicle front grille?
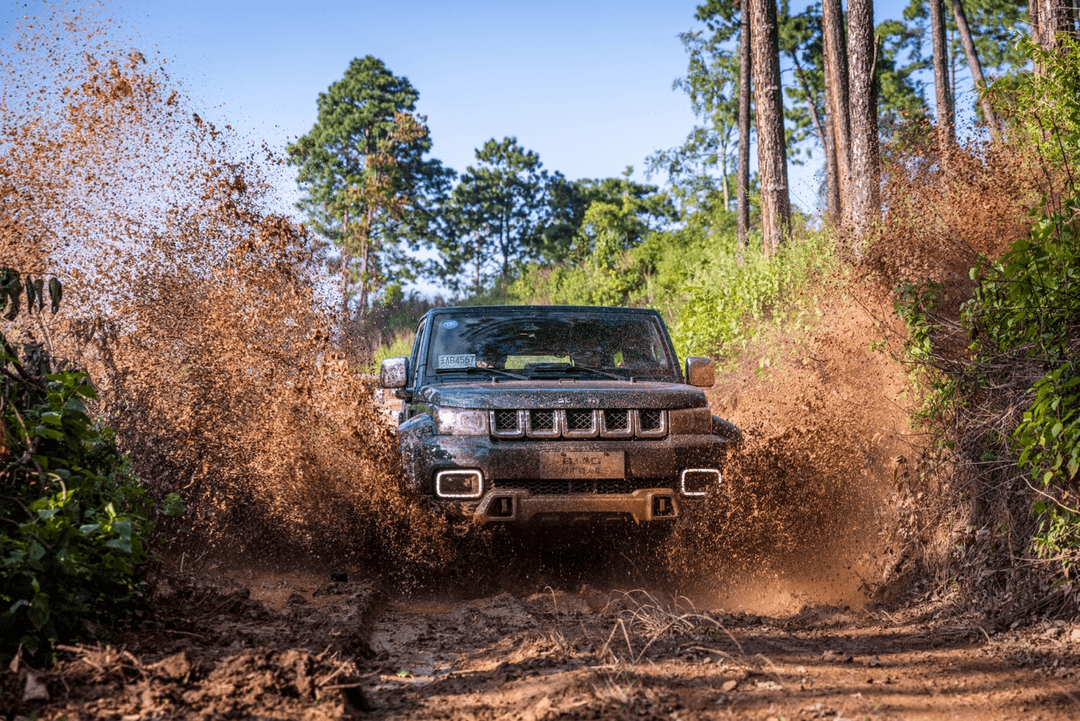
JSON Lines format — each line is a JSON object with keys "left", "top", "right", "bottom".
{"left": 603, "top": 409, "right": 630, "bottom": 433}
{"left": 637, "top": 409, "right": 666, "bottom": 437}
{"left": 529, "top": 409, "right": 557, "bottom": 433}
{"left": 488, "top": 409, "right": 667, "bottom": 439}
{"left": 492, "top": 478, "right": 668, "bottom": 495}
{"left": 494, "top": 410, "right": 520, "bottom": 433}
{"left": 566, "top": 409, "right": 594, "bottom": 431}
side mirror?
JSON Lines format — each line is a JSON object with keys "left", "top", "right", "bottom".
{"left": 379, "top": 356, "right": 408, "bottom": 389}
{"left": 685, "top": 356, "right": 715, "bottom": 388}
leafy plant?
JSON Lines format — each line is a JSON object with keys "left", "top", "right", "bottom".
{"left": 1, "top": 269, "right": 150, "bottom": 663}
{"left": 673, "top": 227, "right": 837, "bottom": 358}
{"left": 965, "top": 200, "right": 1080, "bottom": 565}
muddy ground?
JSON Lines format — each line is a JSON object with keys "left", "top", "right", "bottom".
{"left": 7, "top": 546, "right": 1079, "bottom": 721}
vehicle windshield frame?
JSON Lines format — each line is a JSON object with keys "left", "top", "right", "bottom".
{"left": 421, "top": 308, "right": 681, "bottom": 384}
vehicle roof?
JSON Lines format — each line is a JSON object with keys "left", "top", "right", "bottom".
{"left": 423, "top": 305, "right": 663, "bottom": 318}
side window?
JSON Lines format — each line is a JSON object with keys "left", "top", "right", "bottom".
{"left": 408, "top": 319, "right": 426, "bottom": 387}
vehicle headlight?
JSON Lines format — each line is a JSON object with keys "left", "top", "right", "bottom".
{"left": 680, "top": 468, "right": 721, "bottom": 496}
{"left": 433, "top": 407, "right": 489, "bottom": 436}
{"left": 435, "top": 469, "right": 484, "bottom": 498}
{"left": 668, "top": 407, "right": 713, "bottom": 435}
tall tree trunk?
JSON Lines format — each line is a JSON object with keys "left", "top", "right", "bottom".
{"left": 501, "top": 206, "right": 510, "bottom": 278}
{"left": 475, "top": 234, "right": 481, "bottom": 291}
{"left": 791, "top": 55, "right": 836, "bottom": 218}
{"left": 823, "top": 0, "right": 852, "bottom": 227}
{"left": 847, "top": 0, "right": 879, "bottom": 250}
{"left": 950, "top": 0, "right": 1000, "bottom": 141}
{"left": 792, "top": 56, "right": 828, "bottom": 153}
{"left": 721, "top": 153, "right": 730, "bottom": 212}
{"left": 737, "top": 4, "right": 752, "bottom": 260}
{"left": 930, "top": 0, "right": 955, "bottom": 159}
{"left": 823, "top": 65, "right": 841, "bottom": 224}
{"left": 340, "top": 209, "right": 351, "bottom": 321}
{"left": 749, "top": 0, "right": 791, "bottom": 258}
{"left": 1031, "top": 0, "right": 1075, "bottom": 71}
{"left": 1030, "top": 0, "right": 1040, "bottom": 58}
{"left": 357, "top": 224, "right": 370, "bottom": 324}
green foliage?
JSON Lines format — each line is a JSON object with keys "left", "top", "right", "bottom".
{"left": 902, "top": 0, "right": 1029, "bottom": 73}
{"left": 894, "top": 280, "right": 944, "bottom": 362}
{"left": 1, "top": 272, "right": 150, "bottom": 663}
{"left": 500, "top": 205, "right": 725, "bottom": 313}
{"left": 431, "top": 137, "right": 551, "bottom": 293}
{"left": 490, "top": 204, "right": 838, "bottom": 363}
{"left": 969, "top": 36, "right": 1080, "bottom": 565}
{"left": 434, "top": 160, "right": 677, "bottom": 299}
{"left": 965, "top": 200, "right": 1080, "bottom": 562}
{"left": 372, "top": 330, "right": 416, "bottom": 370}
{"left": 287, "top": 56, "right": 454, "bottom": 314}
{"left": 874, "top": 17, "right": 931, "bottom": 134}
{"left": 648, "top": 24, "right": 741, "bottom": 208}
{"left": 1003, "top": 34, "right": 1080, "bottom": 172}
{"left": 896, "top": 36, "right": 1080, "bottom": 572}
{"left": 672, "top": 227, "right": 838, "bottom": 358}
{"left": 892, "top": 280, "right": 960, "bottom": 443}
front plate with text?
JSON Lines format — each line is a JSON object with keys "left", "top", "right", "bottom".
{"left": 540, "top": 451, "right": 624, "bottom": 479}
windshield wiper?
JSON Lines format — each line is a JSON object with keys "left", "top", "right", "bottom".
{"left": 435, "top": 366, "right": 527, "bottom": 381}
{"left": 527, "top": 363, "right": 626, "bottom": 381}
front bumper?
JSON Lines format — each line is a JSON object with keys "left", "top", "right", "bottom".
{"left": 400, "top": 426, "right": 728, "bottom": 524}
{"left": 469, "top": 487, "right": 682, "bottom": 524}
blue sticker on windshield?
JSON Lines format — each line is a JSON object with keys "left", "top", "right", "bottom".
{"left": 442, "top": 319, "right": 459, "bottom": 329}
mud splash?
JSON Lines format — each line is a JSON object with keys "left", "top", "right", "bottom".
{"left": 0, "top": 4, "right": 474, "bottom": 573}
{"left": 664, "top": 290, "right": 913, "bottom": 613}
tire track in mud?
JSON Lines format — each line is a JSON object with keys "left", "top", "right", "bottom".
{"left": 325, "top": 579, "right": 1080, "bottom": 721}
{"left": 24, "top": 560, "right": 1080, "bottom": 720}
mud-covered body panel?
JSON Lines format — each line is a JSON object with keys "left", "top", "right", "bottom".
{"left": 418, "top": 381, "right": 708, "bottom": 410}
{"left": 400, "top": 431, "right": 729, "bottom": 494}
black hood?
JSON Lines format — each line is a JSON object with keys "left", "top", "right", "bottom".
{"left": 419, "top": 380, "right": 707, "bottom": 410}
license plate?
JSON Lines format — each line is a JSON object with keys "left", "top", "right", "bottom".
{"left": 540, "top": 451, "right": 624, "bottom": 479}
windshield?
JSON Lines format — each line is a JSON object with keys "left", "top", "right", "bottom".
{"left": 425, "top": 310, "right": 678, "bottom": 382}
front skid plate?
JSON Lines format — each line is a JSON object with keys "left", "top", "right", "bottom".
{"left": 470, "top": 488, "right": 680, "bottom": 524}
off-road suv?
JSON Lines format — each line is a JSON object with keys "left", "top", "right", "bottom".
{"left": 379, "top": 305, "right": 739, "bottom": 524}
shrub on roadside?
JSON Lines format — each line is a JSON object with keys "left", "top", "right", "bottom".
{"left": 889, "top": 36, "right": 1080, "bottom": 605}
{"left": 0, "top": 270, "right": 150, "bottom": 664}
{"left": 673, "top": 228, "right": 837, "bottom": 358}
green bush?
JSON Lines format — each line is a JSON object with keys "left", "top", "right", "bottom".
{"left": 371, "top": 329, "right": 416, "bottom": 369}
{"left": 1, "top": 270, "right": 150, "bottom": 663}
{"left": 894, "top": 36, "right": 1080, "bottom": 578}
{"left": 673, "top": 228, "right": 837, "bottom": 358}
{"left": 965, "top": 200, "right": 1080, "bottom": 563}
{"left": 969, "top": 35, "right": 1080, "bottom": 568}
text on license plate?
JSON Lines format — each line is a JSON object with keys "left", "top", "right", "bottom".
{"left": 540, "top": 451, "right": 625, "bottom": 479}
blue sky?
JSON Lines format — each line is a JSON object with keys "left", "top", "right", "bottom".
{"left": 2, "top": 0, "right": 949, "bottom": 214}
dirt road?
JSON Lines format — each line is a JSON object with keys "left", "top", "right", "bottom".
{"left": 12, "top": 551, "right": 1077, "bottom": 721}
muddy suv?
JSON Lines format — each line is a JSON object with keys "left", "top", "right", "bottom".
{"left": 379, "top": 305, "right": 739, "bottom": 525}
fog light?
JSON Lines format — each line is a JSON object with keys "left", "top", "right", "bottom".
{"left": 652, "top": 495, "right": 675, "bottom": 517}
{"left": 680, "top": 468, "right": 720, "bottom": 497}
{"left": 490, "top": 496, "right": 514, "bottom": 517}
{"left": 435, "top": 469, "right": 484, "bottom": 498}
